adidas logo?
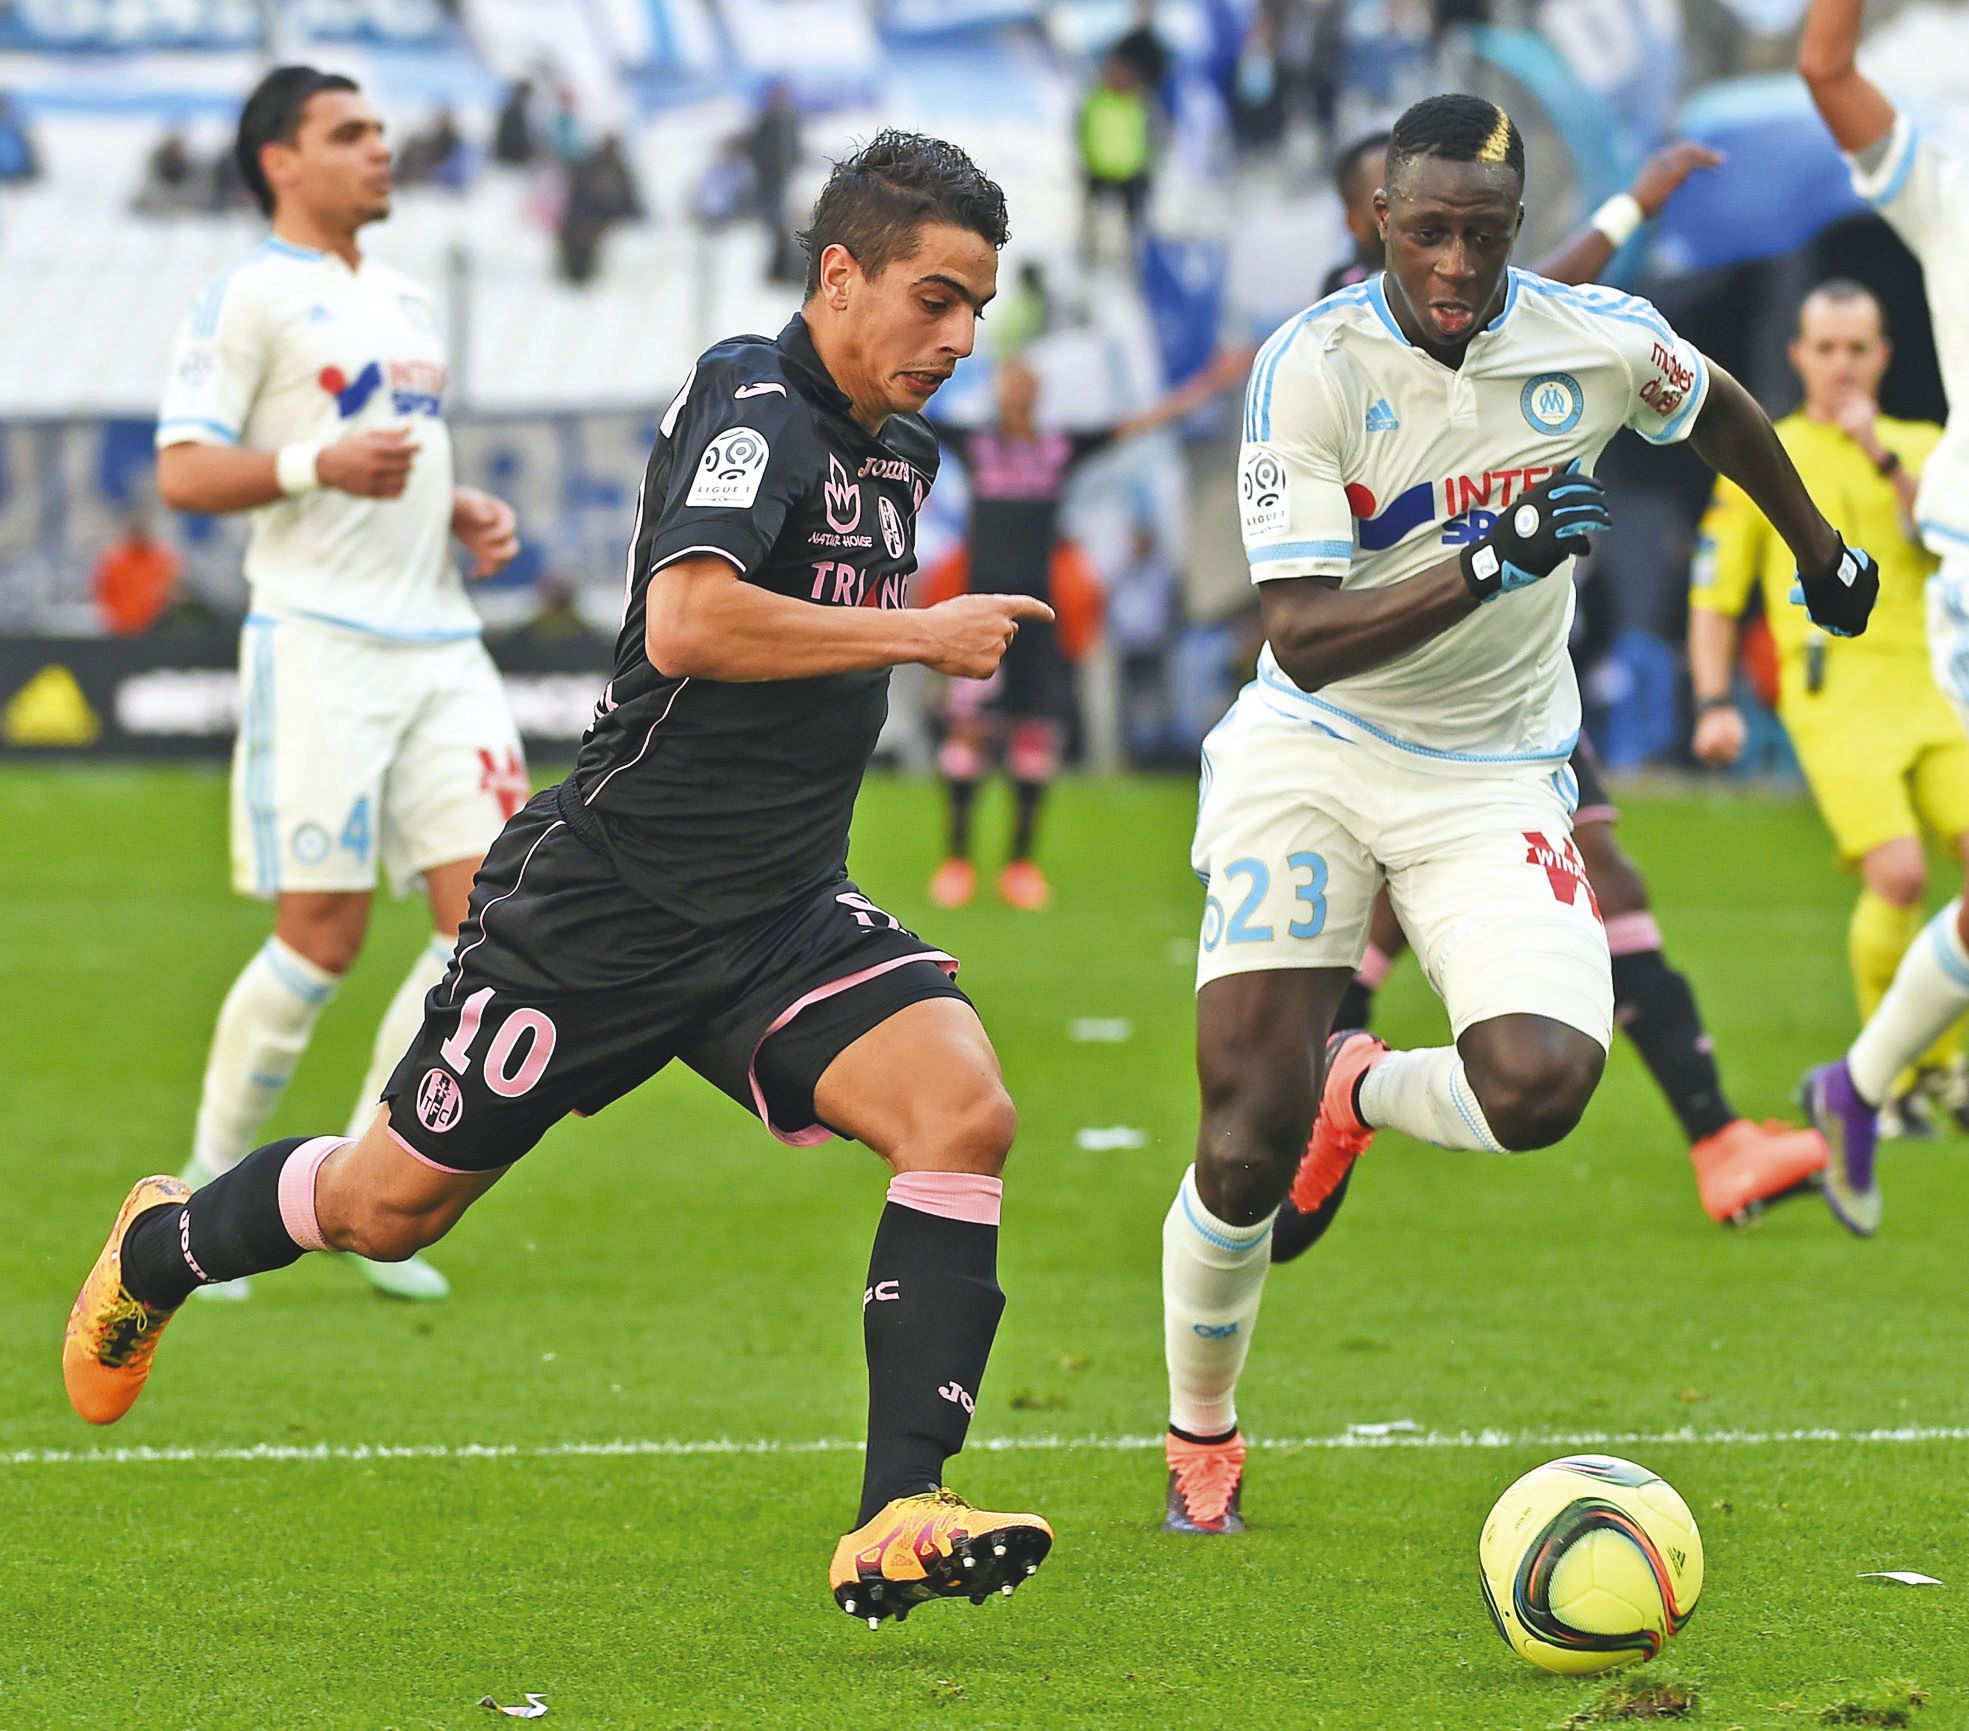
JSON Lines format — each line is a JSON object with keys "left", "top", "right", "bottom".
{"left": 1365, "top": 398, "right": 1400, "bottom": 433}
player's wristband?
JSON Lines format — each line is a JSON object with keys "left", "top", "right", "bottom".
{"left": 277, "top": 442, "right": 324, "bottom": 498}
{"left": 1589, "top": 192, "right": 1645, "bottom": 249}
{"left": 1695, "top": 695, "right": 1735, "bottom": 717}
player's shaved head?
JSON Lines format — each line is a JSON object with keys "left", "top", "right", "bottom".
{"left": 1384, "top": 94, "right": 1526, "bottom": 197}
{"left": 1798, "top": 278, "right": 1887, "bottom": 340}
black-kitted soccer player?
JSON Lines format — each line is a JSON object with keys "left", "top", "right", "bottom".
{"left": 64, "top": 131, "right": 1058, "bottom": 1628}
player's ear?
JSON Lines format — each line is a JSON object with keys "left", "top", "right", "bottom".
{"left": 1512, "top": 203, "right": 1526, "bottom": 240}
{"left": 817, "top": 241, "right": 858, "bottom": 312}
{"left": 1372, "top": 187, "right": 1389, "bottom": 240}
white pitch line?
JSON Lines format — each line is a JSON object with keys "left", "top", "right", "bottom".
{"left": 8, "top": 1425, "right": 1969, "bottom": 1470}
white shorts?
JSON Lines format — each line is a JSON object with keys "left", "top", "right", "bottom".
{"left": 1190, "top": 685, "right": 1613, "bottom": 1047}
{"left": 232, "top": 616, "right": 527, "bottom": 900}
{"left": 1927, "top": 554, "right": 1969, "bottom": 736}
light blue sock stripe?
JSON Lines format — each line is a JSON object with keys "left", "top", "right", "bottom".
{"left": 1179, "top": 1178, "right": 1273, "bottom": 1254}
{"left": 1925, "top": 906, "right": 1969, "bottom": 992}
{"left": 261, "top": 941, "right": 336, "bottom": 1008}
{"left": 1449, "top": 1063, "right": 1506, "bottom": 1153}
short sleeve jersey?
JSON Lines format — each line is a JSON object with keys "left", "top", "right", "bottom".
{"left": 1691, "top": 411, "right": 1940, "bottom": 707}
{"left": 568, "top": 314, "right": 938, "bottom": 927}
{"left": 155, "top": 237, "right": 473, "bottom": 640}
{"left": 1847, "top": 116, "right": 1969, "bottom": 556}
{"left": 1237, "top": 268, "right": 1710, "bottom": 766}
{"left": 944, "top": 425, "right": 1115, "bottom": 595}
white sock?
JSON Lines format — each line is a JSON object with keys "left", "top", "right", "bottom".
{"left": 1357, "top": 1046, "right": 1507, "bottom": 1153}
{"left": 1163, "top": 1165, "right": 1277, "bottom": 1438}
{"left": 347, "top": 935, "right": 455, "bottom": 1140}
{"left": 1849, "top": 901, "right": 1969, "bottom": 1104}
{"left": 190, "top": 938, "right": 341, "bottom": 1179}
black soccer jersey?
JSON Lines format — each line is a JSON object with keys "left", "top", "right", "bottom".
{"left": 568, "top": 313, "right": 939, "bottom": 926}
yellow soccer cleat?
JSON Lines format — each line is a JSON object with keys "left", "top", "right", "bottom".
{"left": 62, "top": 1174, "right": 191, "bottom": 1425}
{"left": 828, "top": 1487, "right": 1053, "bottom": 1627}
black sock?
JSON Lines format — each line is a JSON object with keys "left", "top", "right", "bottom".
{"left": 1612, "top": 948, "right": 1735, "bottom": 1144}
{"left": 1268, "top": 1168, "right": 1354, "bottom": 1264}
{"left": 859, "top": 1197, "right": 1005, "bottom": 1523}
{"left": 1009, "top": 778, "right": 1047, "bottom": 862}
{"left": 945, "top": 778, "right": 979, "bottom": 859}
{"left": 1334, "top": 978, "right": 1376, "bottom": 1032}
{"left": 120, "top": 1136, "right": 316, "bottom": 1309}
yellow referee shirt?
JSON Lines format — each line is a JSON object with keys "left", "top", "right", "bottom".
{"left": 1690, "top": 411, "right": 1941, "bottom": 707}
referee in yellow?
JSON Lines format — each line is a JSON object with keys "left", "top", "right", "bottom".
{"left": 1689, "top": 278, "right": 1968, "bottom": 1134}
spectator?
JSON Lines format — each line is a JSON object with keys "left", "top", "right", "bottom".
{"left": 745, "top": 81, "right": 805, "bottom": 284}
{"left": 133, "top": 129, "right": 202, "bottom": 214}
{"left": 692, "top": 135, "right": 758, "bottom": 230}
{"left": 1230, "top": 13, "right": 1288, "bottom": 155}
{"left": 557, "top": 133, "right": 644, "bottom": 284}
{"left": 1110, "top": 523, "right": 1184, "bottom": 766}
{"left": 990, "top": 261, "right": 1053, "bottom": 359}
{"left": 93, "top": 509, "right": 182, "bottom": 636}
{"left": 0, "top": 91, "right": 41, "bottom": 185}
{"left": 1111, "top": 0, "right": 1173, "bottom": 108}
{"left": 1078, "top": 53, "right": 1155, "bottom": 258}
{"left": 394, "top": 108, "right": 469, "bottom": 190}
{"left": 492, "top": 79, "right": 536, "bottom": 166}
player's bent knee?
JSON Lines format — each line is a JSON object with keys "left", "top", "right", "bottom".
{"left": 1466, "top": 1039, "right": 1605, "bottom": 1152}
{"left": 327, "top": 1200, "right": 454, "bottom": 1261}
{"left": 1195, "top": 1083, "right": 1311, "bottom": 1219}
{"left": 914, "top": 1080, "right": 1017, "bottom": 1176}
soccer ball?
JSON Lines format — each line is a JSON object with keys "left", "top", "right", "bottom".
{"left": 1478, "top": 1454, "right": 1703, "bottom": 1675}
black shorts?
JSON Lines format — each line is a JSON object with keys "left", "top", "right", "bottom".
{"left": 1571, "top": 733, "right": 1618, "bottom": 828}
{"left": 382, "top": 786, "right": 970, "bottom": 1173}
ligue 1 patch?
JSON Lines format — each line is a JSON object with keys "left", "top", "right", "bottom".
{"left": 1520, "top": 372, "right": 1584, "bottom": 435}
{"left": 1239, "top": 444, "right": 1291, "bottom": 539}
{"left": 686, "top": 428, "right": 771, "bottom": 509}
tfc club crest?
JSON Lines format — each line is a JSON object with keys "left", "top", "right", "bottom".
{"left": 416, "top": 1068, "right": 465, "bottom": 1133}
{"left": 478, "top": 747, "right": 529, "bottom": 819}
{"left": 1524, "top": 831, "right": 1602, "bottom": 920}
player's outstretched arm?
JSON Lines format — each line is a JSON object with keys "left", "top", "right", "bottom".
{"left": 1689, "top": 364, "right": 1876, "bottom": 635}
{"left": 1261, "top": 467, "right": 1611, "bottom": 689}
{"left": 646, "top": 555, "right": 1053, "bottom": 683}
{"left": 1800, "top": 0, "right": 1896, "bottom": 153}
{"left": 1532, "top": 143, "right": 1724, "bottom": 288}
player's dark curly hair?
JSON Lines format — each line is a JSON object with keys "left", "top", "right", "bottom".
{"left": 799, "top": 129, "right": 1010, "bottom": 299}
{"left": 1385, "top": 94, "right": 1526, "bottom": 196}
{"left": 236, "top": 65, "right": 359, "bottom": 217}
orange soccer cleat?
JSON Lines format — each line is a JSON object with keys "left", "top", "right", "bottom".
{"left": 1688, "top": 1117, "right": 1829, "bottom": 1224}
{"left": 995, "top": 859, "right": 1051, "bottom": 911}
{"left": 1289, "top": 1030, "right": 1389, "bottom": 1215}
{"left": 928, "top": 858, "right": 977, "bottom": 909}
{"left": 829, "top": 1487, "right": 1053, "bottom": 1626}
{"left": 62, "top": 1174, "right": 192, "bottom": 1425}
{"left": 1163, "top": 1430, "right": 1248, "bottom": 1534}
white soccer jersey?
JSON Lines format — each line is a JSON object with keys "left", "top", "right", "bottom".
{"left": 156, "top": 236, "right": 475, "bottom": 640}
{"left": 1238, "top": 268, "right": 1710, "bottom": 765}
{"left": 1849, "top": 116, "right": 1969, "bottom": 557}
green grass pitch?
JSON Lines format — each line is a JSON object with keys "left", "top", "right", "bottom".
{"left": 5, "top": 766, "right": 1965, "bottom": 1730}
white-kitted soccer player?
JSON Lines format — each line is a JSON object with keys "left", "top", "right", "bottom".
{"left": 154, "top": 67, "right": 527, "bottom": 1301}
{"left": 1159, "top": 94, "right": 1880, "bottom": 1533}
{"left": 1798, "top": 0, "right": 1969, "bottom": 1236}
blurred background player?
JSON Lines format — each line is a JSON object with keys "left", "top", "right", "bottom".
{"left": 924, "top": 347, "right": 1247, "bottom": 911}
{"left": 1162, "top": 94, "right": 1877, "bottom": 1536}
{"left": 1798, "top": 0, "right": 1969, "bottom": 1235}
{"left": 1272, "top": 128, "right": 1821, "bottom": 1245}
{"left": 153, "top": 67, "right": 525, "bottom": 1301}
{"left": 1692, "top": 280, "right": 1963, "bottom": 1141}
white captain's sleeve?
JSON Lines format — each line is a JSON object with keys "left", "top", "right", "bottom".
{"left": 1238, "top": 334, "right": 1357, "bottom": 584}
{"left": 1599, "top": 290, "right": 1711, "bottom": 447}
{"left": 1848, "top": 112, "right": 1961, "bottom": 266}
{"left": 156, "top": 266, "right": 268, "bottom": 449}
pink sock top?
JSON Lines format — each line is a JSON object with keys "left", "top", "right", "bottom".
{"left": 886, "top": 1170, "right": 1003, "bottom": 1226}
